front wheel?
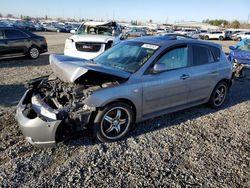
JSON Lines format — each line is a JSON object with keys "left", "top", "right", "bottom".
{"left": 208, "top": 82, "right": 228, "bottom": 109}
{"left": 93, "top": 103, "right": 135, "bottom": 142}
{"left": 28, "top": 46, "right": 40, "bottom": 59}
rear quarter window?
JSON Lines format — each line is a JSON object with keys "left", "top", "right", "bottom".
{"left": 192, "top": 45, "right": 215, "bottom": 66}
{"left": 209, "top": 46, "right": 221, "bottom": 62}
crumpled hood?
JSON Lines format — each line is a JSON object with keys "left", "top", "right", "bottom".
{"left": 232, "top": 50, "right": 250, "bottom": 63}
{"left": 49, "top": 54, "right": 130, "bottom": 83}
{"left": 69, "top": 34, "right": 115, "bottom": 43}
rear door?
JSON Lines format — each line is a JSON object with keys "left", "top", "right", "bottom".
{"left": 142, "top": 45, "right": 191, "bottom": 115}
{"left": 186, "top": 44, "right": 219, "bottom": 104}
{"left": 4, "top": 29, "right": 30, "bottom": 55}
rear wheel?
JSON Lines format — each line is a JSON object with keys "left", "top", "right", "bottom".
{"left": 93, "top": 102, "right": 134, "bottom": 142}
{"left": 28, "top": 46, "right": 40, "bottom": 59}
{"left": 204, "top": 35, "right": 209, "bottom": 40}
{"left": 209, "top": 82, "right": 228, "bottom": 109}
{"left": 219, "top": 36, "right": 224, "bottom": 41}
{"left": 237, "top": 37, "right": 242, "bottom": 41}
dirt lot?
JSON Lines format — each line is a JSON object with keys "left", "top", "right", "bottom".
{"left": 0, "top": 32, "right": 249, "bottom": 187}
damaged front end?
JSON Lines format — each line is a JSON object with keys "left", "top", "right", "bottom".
{"left": 16, "top": 76, "right": 93, "bottom": 147}
{"left": 16, "top": 54, "right": 128, "bottom": 147}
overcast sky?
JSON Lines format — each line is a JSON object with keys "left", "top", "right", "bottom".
{"left": 0, "top": 0, "right": 250, "bottom": 23}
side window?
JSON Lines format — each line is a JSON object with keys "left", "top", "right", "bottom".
{"left": 192, "top": 45, "right": 215, "bottom": 66}
{"left": 156, "top": 46, "right": 188, "bottom": 70}
{"left": 209, "top": 46, "right": 221, "bottom": 62}
{"left": 0, "top": 30, "right": 4, "bottom": 40}
{"left": 5, "top": 29, "right": 27, "bottom": 39}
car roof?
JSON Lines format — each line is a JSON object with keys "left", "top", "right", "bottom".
{"left": 129, "top": 35, "right": 221, "bottom": 48}
{"left": 0, "top": 26, "right": 37, "bottom": 37}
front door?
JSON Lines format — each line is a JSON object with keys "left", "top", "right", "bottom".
{"left": 142, "top": 45, "right": 190, "bottom": 115}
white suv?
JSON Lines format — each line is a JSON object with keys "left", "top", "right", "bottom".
{"left": 201, "top": 31, "right": 225, "bottom": 40}
{"left": 64, "top": 21, "right": 122, "bottom": 59}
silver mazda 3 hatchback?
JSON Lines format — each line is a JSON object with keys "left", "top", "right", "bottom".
{"left": 16, "top": 36, "right": 233, "bottom": 147}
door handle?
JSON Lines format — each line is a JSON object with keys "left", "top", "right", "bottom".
{"left": 180, "top": 74, "right": 190, "bottom": 80}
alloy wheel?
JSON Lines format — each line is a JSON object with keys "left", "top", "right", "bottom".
{"left": 214, "top": 85, "right": 227, "bottom": 106}
{"left": 30, "top": 47, "right": 39, "bottom": 59}
{"left": 100, "top": 107, "right": 131, "bottom": 140}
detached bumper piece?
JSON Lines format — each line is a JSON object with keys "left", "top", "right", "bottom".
{"left": 16, "top": 90, "right": 61, "bottom": 147}
{"left": 16, "top": 89, "right": 91, "bottom": 147}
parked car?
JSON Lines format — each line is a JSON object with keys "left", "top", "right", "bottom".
{"left": 125, "top": 27, "right": 147, "bottom": 38}
{"left": 43, "top": 24, "right": 58, "bottom": 32}
{"left": 64, "top": 21, "right": 123, "bottom": 59}
{"left": 159, "top": 33, "right": 194, "bottom": 39}
{"left": 0, "top": 26, "right": 47, "bottom": 59}
{"left": 55, "top": 25, "right": 68, "bottom": 33}
{"left": 231, "top": 31, "right": 250, "bottom": 41}
{"left": 16, "top": 36, "right": 233, "bottom": 147}
{"left": 200, "top": 31, "right": 225, "bottom": 40}
{"left": 188, "top": 30, "right": 207, "bottom": 39}
{"left": 13, "top": 21, "right": 36, "bottom": 31}
{"left": 228, "top": 38, "right": 250, "bottom": 77}
{"left": 176, "top": 29, "right": 197, "bottom": 36}
{"left": 156, "top": 28, "right": 166, "bottom": 34}
{"left": 228, "top": 31, "right": 241, "bottom": 40}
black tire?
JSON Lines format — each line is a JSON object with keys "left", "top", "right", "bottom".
{"left": 219, "top": 36, "right": 224, "bottom": 41}
{"left": 93, "top": 102, "right": 135, "bottom": 142}
{"left": 28, "top": 46, "right": 40, "bottom": 59}
{"left": 204, "top": 35, "right": 209, "bottom": 40}
{"left": 237, "top": 37, "right": 242, "bottom": 41}
{"left": 208, "top": 81, "right": 228, "bottom": 109}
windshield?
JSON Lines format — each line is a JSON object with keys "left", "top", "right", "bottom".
{"left": 94, "top": 41, "right": 159, "bottom": 73}
{"left": 77, "top": 23, "right": 114, "bottom": 36}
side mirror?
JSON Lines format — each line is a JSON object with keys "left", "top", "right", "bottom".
{"left": 153, "top": 63, "right": 167, "bottom": 73}
{"left": 229, "top": 46, "right": 235, "bottom": 51}
{"left": 70, "top": 29, "right": 76, "bottom": 34}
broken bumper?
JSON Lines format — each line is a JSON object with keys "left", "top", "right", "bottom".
{"left": 16, "top": 90, "right": 61, "bottom": 147}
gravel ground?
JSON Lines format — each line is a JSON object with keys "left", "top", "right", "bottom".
{"left": 0, "top": 33, "right": 249, "bottom": 187}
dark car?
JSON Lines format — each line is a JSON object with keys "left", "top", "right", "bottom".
{"left": 228, "top": 38, "right": 250, "bottom": 77}
{"left": 13, "top": 21, "right": 36, "bottom": 31}
{"left": 0, "top": 26, "right": 47, "bottom": 59}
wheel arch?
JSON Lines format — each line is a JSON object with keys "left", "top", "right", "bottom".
{"left": 88, "top": 98, "right": 137, "bottom": 129}
{"left": 29, "top": 44, "right": 41, "bottom": 52}
{"left": 102, "top": 98, "right": 137, "bottom": 119}
{"left": 216, "top": 78, "right": 232, "bottom": 89}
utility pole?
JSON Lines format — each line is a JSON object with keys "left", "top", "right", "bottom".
{"left": 248, "top": 13, "right": 250, "bottom": 23}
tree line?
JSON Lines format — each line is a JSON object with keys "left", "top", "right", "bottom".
{"left": 202, "top": 19, "right": 242, "bottom": 29}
